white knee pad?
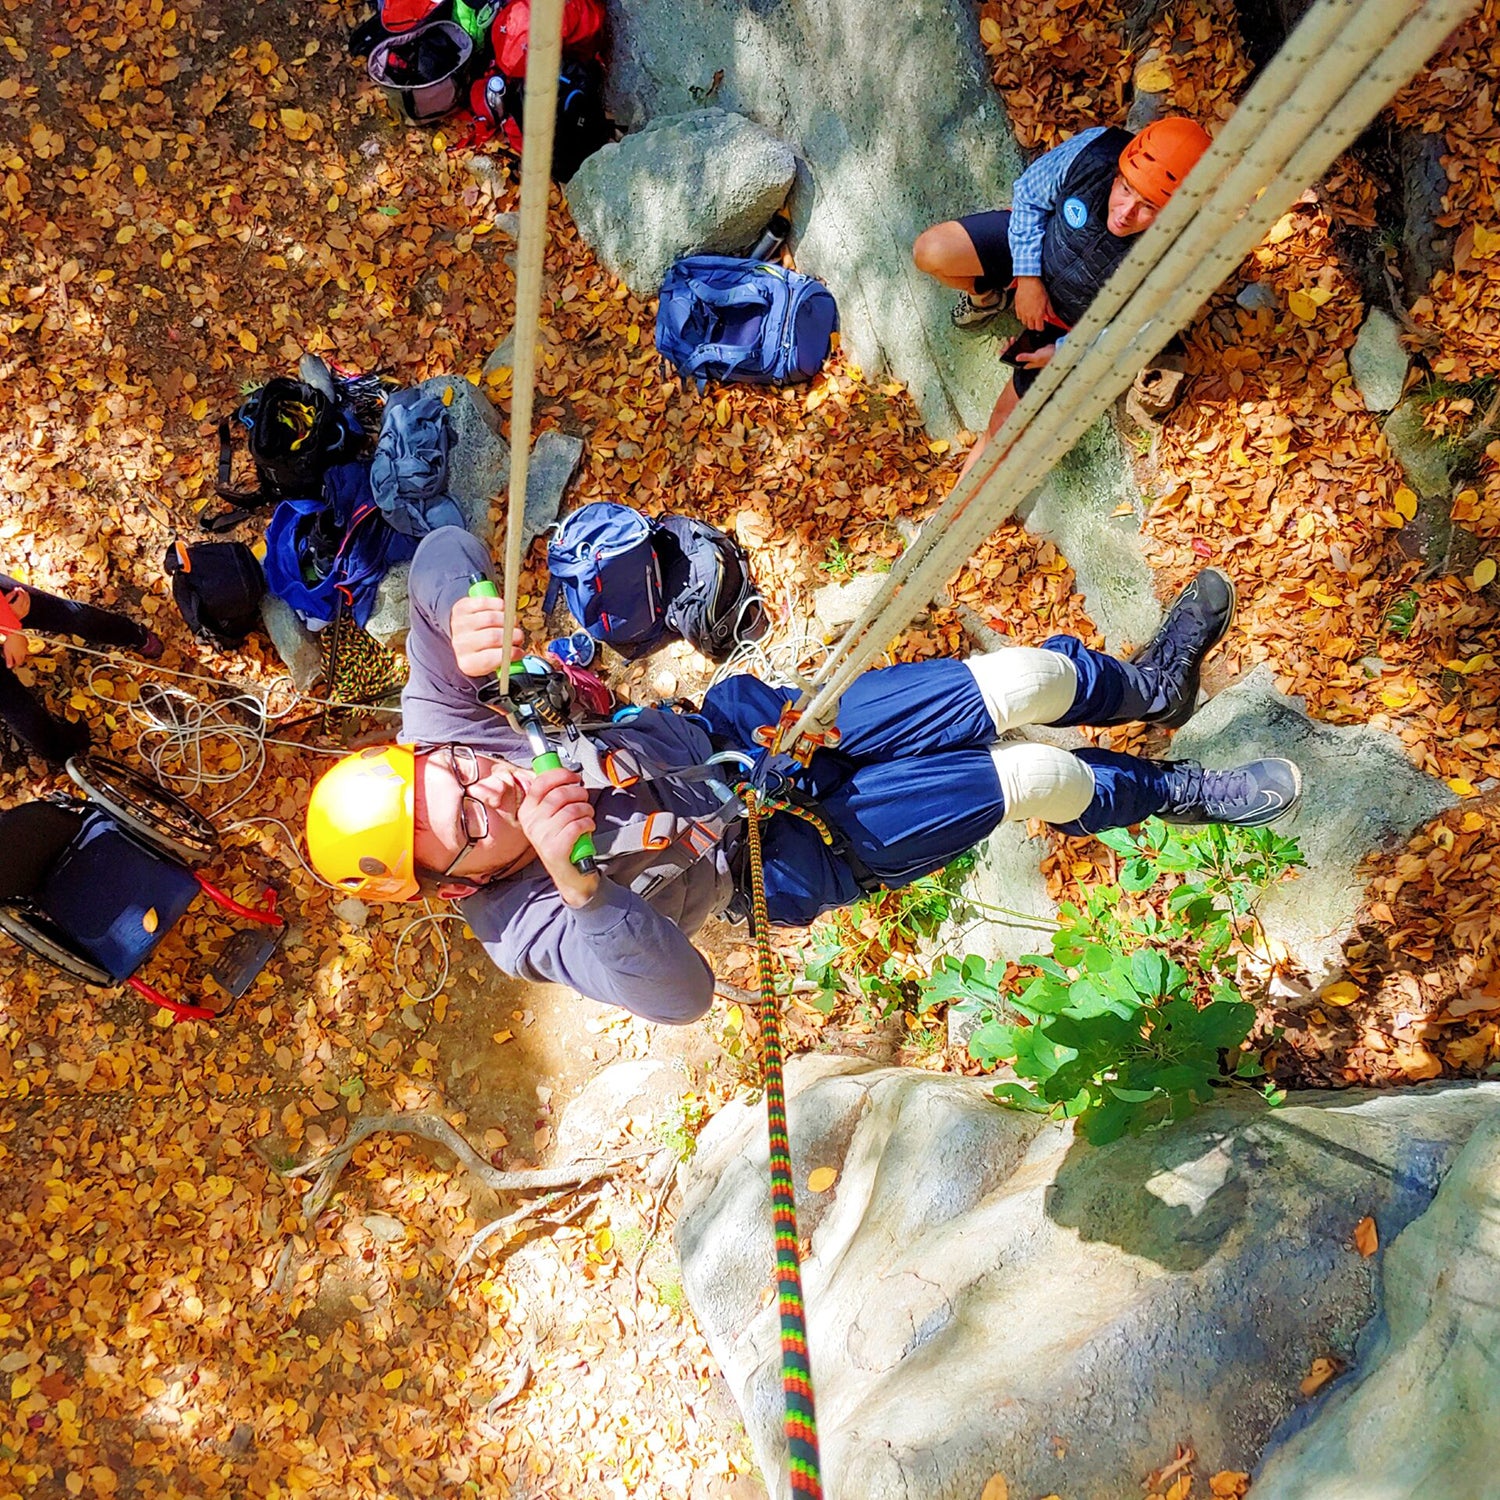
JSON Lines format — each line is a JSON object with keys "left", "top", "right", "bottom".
{"left": 965, "top": 647, "right": 1079, "bottom": 734}
{"left": 992, "top": 742, "right": 1096, "bottom": 825}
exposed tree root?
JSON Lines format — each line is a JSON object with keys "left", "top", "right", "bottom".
{"left": 277, "top": 1109, "right": 621, "bottom": 1221}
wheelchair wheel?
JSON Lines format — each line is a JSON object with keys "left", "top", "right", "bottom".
{"left": 0, "top": 906, "right": 113, "bottom": 987}
{"left": 66, "top": 755, "right": 219, "bottom": 863}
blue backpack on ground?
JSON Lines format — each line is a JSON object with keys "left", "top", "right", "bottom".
{"left": 654, "top": 255, "right": 838, "bottom": 389}
{"left": 543, "top": 502, "right": 666, "bottom": 659}
{"left": 543, "top": 501, "right": 769, "bottom": 662}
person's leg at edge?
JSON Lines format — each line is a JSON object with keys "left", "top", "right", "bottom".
{"left": 1, "top": 574, "right": 154, "bottom": 653}
{"left": 957, "top": 379, "right": 1020, "bottom": 482}
{"left": 0, "top": 664, "right": 90, "bottom": 764}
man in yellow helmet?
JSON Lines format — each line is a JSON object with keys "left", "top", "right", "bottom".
{"left": 307, "top": 527, "right": 1300, "bottom": 1025}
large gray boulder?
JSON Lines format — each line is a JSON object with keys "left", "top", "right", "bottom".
{"left": 678, "top": 1056, "right": 1500, "bottom": 1500}
{"left": 605, "top": 0, "right": 1025, "bottom": 437}
{"left": 1252, "top": 1112, "right": 1500, "bottom": 1500}
{"left": 568, "top": 109, "right": 798, "bottom": 297}
{"left": 1169, "top": 664, "right": 1455, "bottom": 981}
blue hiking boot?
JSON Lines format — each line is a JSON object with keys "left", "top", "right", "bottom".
{"left": 1131, "top": 567, "right": 1237, "bottom": 728}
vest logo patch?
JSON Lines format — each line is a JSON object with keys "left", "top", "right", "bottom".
{"left": 1062, "top": 196, "right": 1089, "bottom": 229}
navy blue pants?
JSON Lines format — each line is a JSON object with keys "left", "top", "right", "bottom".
{"left": 702, "top": 639, "right": 1176, "bottom": 925}
{"left": 0, "top": 575, "right": 149, "bottom": 765}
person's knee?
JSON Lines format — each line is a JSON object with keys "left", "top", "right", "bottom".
{"left": 992, "top": 742, "right": 1095, "bottom": 825}
{"left": 913, "top": 222, "right": 960, "bottom": 277}
{"left": 966, "top": 647, "right": 1078, "bottom": 733}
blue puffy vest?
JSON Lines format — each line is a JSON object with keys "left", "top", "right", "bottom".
{"left": 1040, "top": 126, "right": 1135, "bottom": 327}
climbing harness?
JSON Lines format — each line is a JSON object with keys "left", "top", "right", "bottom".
{"left": 742, "top": 786, "right": 828, "bottom": 1498}
{"left": 775, "top": 0, "right": 1478, "bottom": 760}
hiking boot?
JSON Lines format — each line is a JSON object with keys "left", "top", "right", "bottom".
{"left": 1156, "top": 757, "right": 1302, "bottom": 828}
{"left": 1131, "top": 567, "right": 1236, "bottom": 728}
{"left": 951, "top": 289, "right": 1007, "bottom": 329}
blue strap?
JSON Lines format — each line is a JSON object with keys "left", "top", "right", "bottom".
{"left": 684, "top": 341, "right": 754, "bottom": 379}
{"left": 685, "top": 276, "right": 774, "bottom": 313}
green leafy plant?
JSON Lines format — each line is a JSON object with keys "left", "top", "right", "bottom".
{"left": 922, "top": 820, "right": 1303, "bottom": 1144}
{"left": 820, "top": 538, "right": 857, "bottom": 579}
{"left": 1384, "top": 589, "right": 1420, "bottom": 639}
{"left": 804, "top": 855, "right": 976, "bottom": 1018}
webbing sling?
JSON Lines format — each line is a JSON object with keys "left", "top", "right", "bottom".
{"left": 741, "top": 785, "right": 828, "bottom": 1498}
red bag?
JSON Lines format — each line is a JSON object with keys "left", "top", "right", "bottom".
{"left": 491, "top": 0, "right": 604, "bottom": 79}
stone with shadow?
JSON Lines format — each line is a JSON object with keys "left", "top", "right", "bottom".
{"left": 677, "top": 1053, "right": 1500, "bottom": 1500}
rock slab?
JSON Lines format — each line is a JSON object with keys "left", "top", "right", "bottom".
{"left": 604, "top": 0, "right": 1025, "bottom": 437}
{"left": 1348, "top": 308, "right": 1408, "bottom": 413}
{"left": 678, "top": 1055, "right": 1500, "bottom": 1500}
{"left": 567, "top": 109, "right": 797, "bottom": 297}
{"left": 1252, "top": 1112, "right": 1500, "bottom": 1500}
{"left": 1168, "top": 664, "right": 1455, "bottom": 980}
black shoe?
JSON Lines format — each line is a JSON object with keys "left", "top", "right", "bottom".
{"left": 1131, "top": 567, "right": 1236, "bottom": 728}
{"left": 1157, "top": 757, "right": 1302, "bottom": 828}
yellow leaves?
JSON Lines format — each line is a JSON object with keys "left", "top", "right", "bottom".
{"left": 1320, "top": 981, "right": 1359, "bottom": 1007}
{"left": 1448, "top": 777, "right": 1478, "bottom": 798}
{"left": 715, "top": 395, "right": 731, "bottom": 427}
{"left": 980, "top": 1477, "right": 1009, "bottom": 1500}
{"left": 1471, "top": 224, "right": 1500, "bottom": 260}
{"left": 432, "top": 133, "right": 448, "bottom": 154}
{"left": 1286, "top": 286, "right": 1332, "bottom": 323}
{"left": 491, "top": 1029, "right": 513, "bottom": 1046}
{"left": 441, "top": 384, "right": 455, "bottom": 407}
{"left": 1443, "top": 654, "right": 1492, "bottom": 675}
{"left": 927, "top": 439, "right": 950, "bottom": 455}
{"left": 1134, "top": 57, "right": 1174, "bottom": 92}
{"left": 1209, "top": 1476, "right": 1250, "bottom": 1499}
{"left": 1353, "top": 1215, "right": 1378, "bottom": 1257}
{"left": 806, "top": 1167, "right": 838, "bottom": 1193}
{"left": 1287, "top": 289, "right": 1318, "bottom": 322}
{"left": 626, "top": 323, "right": 641, "bottom": 347}
{"left": 0, "top": 79, "right": 19, "bottom": 102}
{"left": 1467, "top": 557, "right": 1496, "bottom": 590}
{"left": 1392, "top": 486, "right": 1418, "bottom": 521}
{"left": 27, "top": 123, "right": 64, "bottom": 160}
{"left": 237, "top": 329, "right": 259, "bottom": 354}
{"left": 142, "top": 908, "right": 159, "bottom": 935}
{"left": 11, "top": 1373, "right": 33, "bottom": 1400}
{"left": 1300, "top": 1356, "right": 1341, "bottom": 1396}
{"left": 592, "top": 1227, "right": 614, "bottom": 1255}
{"left": 278, "top": 108, "right": 314, "bottom": 142}
{"left": 381, "top": 1369, "right": 404, "bottom": 1390}
{"left": 979, "top": 16, "right": 1002, "bottom": 45}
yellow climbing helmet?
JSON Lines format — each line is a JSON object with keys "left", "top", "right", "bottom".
{"left": 306, "top": 744, "right": 421, "bottom": 902}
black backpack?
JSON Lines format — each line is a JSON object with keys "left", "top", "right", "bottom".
{"left": 164, "top": 541, "right": 266, "bottom": 648}
{"left": 656, "top": 515, "right": 767, "bottom": 663}
{"left": 205, "top": 376, "right": 359, "bottom": 534}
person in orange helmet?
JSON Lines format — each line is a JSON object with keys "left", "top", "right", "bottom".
{"left": 913, "top": 117, "right": 1212, "bottom": 478}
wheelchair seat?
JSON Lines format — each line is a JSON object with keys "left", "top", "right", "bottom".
{"left": 38, "top": 809, "right": 199, "bottom": 982}
{"left": 0, "top": 759, "right": 285, "bottom": 1021}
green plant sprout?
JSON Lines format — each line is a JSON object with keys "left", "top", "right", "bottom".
{"left": 921, "top": 819, "right": 1304, "bottom": 1144}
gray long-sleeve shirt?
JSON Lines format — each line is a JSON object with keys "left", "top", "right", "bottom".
{"left": 398, "top": 527, "right": 735, "bottom": 1022}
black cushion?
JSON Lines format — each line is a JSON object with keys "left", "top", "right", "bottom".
{"left": 0, "top": 801, "right": 87, "bottom": 903}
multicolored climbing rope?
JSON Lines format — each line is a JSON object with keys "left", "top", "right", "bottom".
{"left": 741, "top": 786, "right": 824, "bottom": 1499}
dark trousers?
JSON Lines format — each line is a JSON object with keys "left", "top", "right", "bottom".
{"left": 0, "top": 574, "right": 148, "bottom": 764}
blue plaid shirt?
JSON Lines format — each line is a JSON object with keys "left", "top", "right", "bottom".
{"left": 1008, "top": 126, "right": 1109, "bottom": 278}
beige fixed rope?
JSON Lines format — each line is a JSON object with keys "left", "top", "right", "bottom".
{"left": 494, "top": 0, "right": 567, "bottom": 696}
{"left": 780, "top": 0, "right": 1476, "bottom": 750}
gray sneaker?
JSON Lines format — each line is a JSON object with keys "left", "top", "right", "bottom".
{"left": 951, "top": 290, "right": 1006, "bottom": 329}
{"left": 1157, "top": 757, "right": 1303, "bottom": 828}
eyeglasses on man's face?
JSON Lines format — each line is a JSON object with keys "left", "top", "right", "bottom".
{"left": 442, "top": 743, "right": 489, "bottom": 878}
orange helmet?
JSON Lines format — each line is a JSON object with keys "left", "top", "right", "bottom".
{"left": 306, "top": 745, "right": 421, "bottom": 902}
{"left": 1119, "top": 118, "right": 1212, "bottom": 209}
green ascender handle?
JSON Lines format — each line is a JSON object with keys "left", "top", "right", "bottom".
{"left": 467, "top": 576, "right": 597, "bottom": 873}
